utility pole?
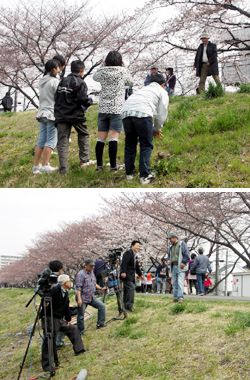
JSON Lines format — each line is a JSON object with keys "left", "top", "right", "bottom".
{"left": 216, "top": 243, "right": 219, "bottom": 296}
{"left": 224, "top": 250, "right": 228, "bottom": 296}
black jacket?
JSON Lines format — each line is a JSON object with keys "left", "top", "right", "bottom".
{"left": 41, "top": 284, "right": 71, "bottom": 322}
{"left": 94, "top": 259, "right": 105, "bottom": 277}
{"left": 54, "top": 73, "right": 93, "bottom": 123}
{"left": 194, "top": 41, "right": 219, "bottom": 77}
{"left": 120, "top": 249, "right": 142, "bottom": 283}
{"left": 155, "top": 264, "right": 169, "bottom": 279}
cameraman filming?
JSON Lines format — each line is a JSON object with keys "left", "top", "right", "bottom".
{"left": 41, "top": 274, "right": 87, "bottom": 372}
{"left": 120, "top": 241, "right": 144, "bottom": 312}
{"left": 76, "top": 259, "right": 107, "bottom": 335}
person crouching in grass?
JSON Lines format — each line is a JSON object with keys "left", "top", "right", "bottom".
{"left": 122, "top": 73, "right": 169, "bottom": 185}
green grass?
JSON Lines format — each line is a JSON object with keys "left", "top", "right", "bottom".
{"left": 1, "top": 92, "right": 250, "bottom": 187}
{"left": 2, "top": 289, "right": 250, "bottom": 379}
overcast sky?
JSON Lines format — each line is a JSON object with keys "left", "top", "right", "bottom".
{"left": 0, "top": 189, "right": 128, "bottom": 257}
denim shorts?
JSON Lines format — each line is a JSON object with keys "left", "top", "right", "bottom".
{"left": 98, "top": 113, "right": 123, "bottom": 132}
{"left": 36, "top": 117, "right": 58, "bottom": 149}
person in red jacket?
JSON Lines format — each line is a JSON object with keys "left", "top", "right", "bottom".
{"left": 204, "top": 273, "right": 212, "bottom": 295}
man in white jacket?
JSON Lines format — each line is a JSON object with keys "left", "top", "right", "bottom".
{"left": 122, "top": 73, "right": 169, "bottom": 185}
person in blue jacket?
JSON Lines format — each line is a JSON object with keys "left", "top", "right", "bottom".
{"left": 167, "top": 232, "right": 190, "bottom": 303}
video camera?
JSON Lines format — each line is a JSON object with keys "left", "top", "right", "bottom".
{"left": 37, "top": 268, "right": 58, "bottom": 296}
{"left": 108, "top": 247, "right": 122, "bottom": 263}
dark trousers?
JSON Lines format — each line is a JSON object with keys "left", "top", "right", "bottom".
{"left": 123, "top": 116, "right": 154, "bottom": 178}
{"left": 123, "top": 281, "right": 135, "bottom": 311}
{"left": 57, "top": 122, "right": 90, "bottom": 174}
{"left": 42, "top": 317, "right": 84, "bottom": 371}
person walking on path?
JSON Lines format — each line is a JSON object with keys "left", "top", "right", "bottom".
{"left": 167, "top": 232, "right": 190, "bottom": 303}
{"left": 156, "top": 258, "right": 169, "bottom": 294}
{"left": 193, "top": 32, "right": 221, "bottom": 94}
{"left": 190, "top": 247, "right": 212, "bottom": 296}
{"left": 186, "top": 253, "right": 199, "bottom": 295}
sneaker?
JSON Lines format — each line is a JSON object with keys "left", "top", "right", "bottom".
{"left": 96, "top": 165, "right": 104, "bottom": 171}
{"left": 157, "top": 291, "right": 160, "bottom": 294}
{"left": 178, "top": 299, "right": 184, "bottom": 303}
{"left": 80, "top": 160, "right": 97, "bottom": 167}
{"left": 170, "top": 299, "right": 178, "bottom": 303}
{"left": 40, "top": 163, "right": 58, "bottom": 173}
{"left": 199, "top": 293, "right": 204, "bottom": 296}
{"left": 110, "top": 164, "right": 125, "bottom": 172}
{"left": 96, "top": 323, "right": 107, "bottom": 329}
{"left": 32, "top": 164, "right": 42, "bottom": 174}
{"left": 140, "top": 173, "right": 155, "bottom": 185}
{"left": 56, "top": 342, "right": 70, "bottom": 348}
{"left": 126, "top": 174, "right": 134, "bottom": 181}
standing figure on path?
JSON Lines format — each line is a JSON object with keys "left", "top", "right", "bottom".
{"left": 93, "top": 51, "right": 133, "bottom": 171}
{"left": 1, "top": 91, "right": 13, "bottom": 112}
{"left": 165, "top": 67, "right": 176, "bottom": 98}
{"left": 167, "top": 232, "right": 190, "bottom": 303}
{"left": 144, "top": 64, "right": 159, "bottom": 86}
{"left": 120, "top": 240, "right": 144, "bottom": 312}
{"left": 193, "top": 32, "right": 221, "bottom": 94}
{"left": 190, "top": 247, "right": 212, "bottom": 296}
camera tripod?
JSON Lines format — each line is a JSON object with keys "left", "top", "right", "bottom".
{"left": 100, "top": 262, "right": 127, "bottom": 323}
{"left": 17, "top": 292, "right": 55, "bottom": 380}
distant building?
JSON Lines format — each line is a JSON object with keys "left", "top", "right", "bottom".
{"left": 231, "top": 272, "right": 250, "bottom": 297}
{"left": 0, "top": 255, "right": 22, "bottom": 270}
{"left": 215, "top": 263, "right": 247, "bottom": 296}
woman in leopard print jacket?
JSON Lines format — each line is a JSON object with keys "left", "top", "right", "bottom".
{"left": 93, "top": 51, "right": 133, "bottom": 171}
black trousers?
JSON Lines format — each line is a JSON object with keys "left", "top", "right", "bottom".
{"left": 123, "top": 281, "right": 135, "bottom": 311}
{"left": 42, "top": 317, "right": 84, "bottom": 371}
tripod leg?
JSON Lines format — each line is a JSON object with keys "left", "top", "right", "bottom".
{"left": 17, "top": 299, "right": 42, "bottom": 380}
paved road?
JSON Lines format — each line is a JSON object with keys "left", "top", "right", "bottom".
{"left": 136, "top": 292, "right": 250, "bottom": 302}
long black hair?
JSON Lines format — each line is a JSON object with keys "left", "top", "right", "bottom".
{"left": 44, "top": 59, "right": 60, "bottom": 77}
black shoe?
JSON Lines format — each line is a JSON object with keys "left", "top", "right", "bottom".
{"left": 96, "top": 323, "right": 107, "bottom": 329}
{"left": 126, "top": 308, "right": 133, "bottom": 313}
{"left": 75, "top": 348, "right": 89, "bottom": 356}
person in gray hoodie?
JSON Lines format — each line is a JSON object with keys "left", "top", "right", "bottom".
{"left": 190, "top": 247, "right": 212, "bottom": 296}
{"left": 32, "top": 59, "right": 60, "bottom": 174}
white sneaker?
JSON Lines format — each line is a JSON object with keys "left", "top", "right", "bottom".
{"left": 140, "top": 173, "right": 155, "bottom": 185}
{"left": 32, "top": 164, "right": 42, "bottom": 175}
{"left": 126, "top": 174, "right": 134, "bottom": 181}
{"left": 157, "top": 291, "right": 160, "bottom": 294}
{"left": 40, "top": 163, "right": 58, "bottom": 173}
{"left": 80, "top": 160, "right": 97, "bottom": 167}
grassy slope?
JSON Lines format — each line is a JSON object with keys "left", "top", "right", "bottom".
{"left": 1, "top": 288, "right": 250, "bottom": 380}
{"left": 0, "top": 92, "right": 250, "bottom": 187}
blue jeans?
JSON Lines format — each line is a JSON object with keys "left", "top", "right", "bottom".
{"left": 197, "top": 273, "right": 206, "bottom": 294}
{"left": 166, "top": 87, "right": 175, "bottom": 98}
{"left": 123, "top": 116, "right": 154, "bottom": 178}
{"left": 37, "top": 117, "right": 58, "bottom": 149}
{"left": 77, "top": 297, "right": 106, "bottom": 334}
{"left": 98, "top": 113, "right": 123, "bottom": 132}
{"left": 172, "top": 265, "right": 185, "bottom": 300}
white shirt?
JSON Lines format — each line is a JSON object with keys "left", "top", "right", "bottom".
{"left": 202, "top": 44, "right": 208, "bottom": 63}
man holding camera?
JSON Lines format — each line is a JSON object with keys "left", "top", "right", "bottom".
{"left": 41, "top": 274, "right": 86, "bottom": 373}
{"left": 76, "top": 258, "right": 107, "bottom": 335}
{"left": 120, "top": 240, "right": 144, "bottom": 312}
